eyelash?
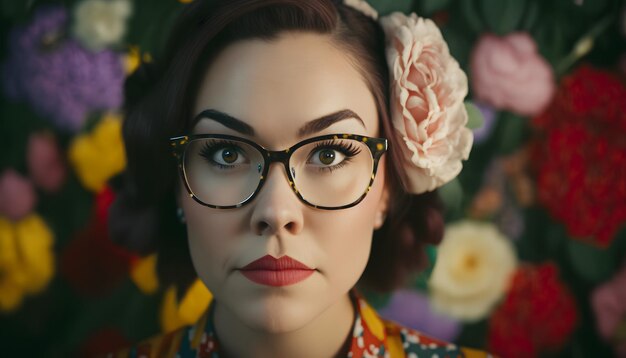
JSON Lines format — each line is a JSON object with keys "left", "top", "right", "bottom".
{"left": 309, "top": 140, "right": 362, "bottom": 173}
{"left": 199, "top": 140, "right": 243, "bottom": 169}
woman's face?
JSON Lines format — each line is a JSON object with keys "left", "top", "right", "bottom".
{"left": 180, "top": 32, "right": 389, "bottom": 333}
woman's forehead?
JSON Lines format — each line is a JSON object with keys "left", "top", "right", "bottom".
{"left": 192, "top": 32, "right": 379, "bottom": 146}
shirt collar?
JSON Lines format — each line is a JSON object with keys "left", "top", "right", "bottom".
{"left": 348, "top": 290, "right": 388, "bottom": 357}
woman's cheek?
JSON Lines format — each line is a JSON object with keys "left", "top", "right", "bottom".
{"left": 308, "top": 203, "right": 375, "bottom": 286}
{"left": 182, "top": 199, "right": 242, "bottom": 284}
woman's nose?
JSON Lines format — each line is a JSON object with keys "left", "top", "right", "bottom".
{"left": 249, "top": 163, "right": 304, "bottom": 236}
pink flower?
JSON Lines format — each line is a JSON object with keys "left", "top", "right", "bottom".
{"left": 470, "top": 32, "right": 555, "bottom": 117}
{"left": 0, "top": 170, "right": 36, "bottom": 221}
{"left": 591, "top": 264, "right": 626, "bottom": 357}
{"left": 27, "top": 132, "right": 66, "bottom": 192}
{"left": 381, "top": 13, "right": 473, "bottom": 194}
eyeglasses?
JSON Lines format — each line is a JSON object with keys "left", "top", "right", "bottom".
{"left": 169, "top": 133, "right": 388, "bottom": 210}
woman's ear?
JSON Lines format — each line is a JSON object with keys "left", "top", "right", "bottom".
{"left": 374, "top": 184, "right": 390, "bottom": 230}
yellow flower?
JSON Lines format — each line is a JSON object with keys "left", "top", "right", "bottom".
{"left": 0, "top": 215, "right": 55, "bottom": 312}
{"left": 14, "top": 215, "right": 55, "bottom": 294}
{"left": 160, "top": 279, "right": 213, "bottom": 332}
{"left": 69, "top": 114, "right": 126, "bottom": 192}
{"left": 124, "top": 45, "right": 141, "bottom": 74}
{"left": 130, "top": 254, "right": 159, "bottom": 294}
{"left": 0, "top": 218, "right": 24, "bottom": 311}
{"left": 124, "top": 46, "right": 152, "bottom": 75}
{"left": 429, "top": 220, "right": 517, "bottom": 321}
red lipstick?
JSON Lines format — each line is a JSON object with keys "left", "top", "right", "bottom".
{"left": 239, "top": 255, "right": 314, "bottom": 287}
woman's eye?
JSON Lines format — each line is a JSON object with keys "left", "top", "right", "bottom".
{"left": 214, "top": 147, "right": 243, "bottom": 165}
{"left": 310, "top": 148, "right": 346, "bottom": 166}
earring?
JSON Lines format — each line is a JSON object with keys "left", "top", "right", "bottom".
{"left": 176, "top": 207, "right": 186, "bottom": 223}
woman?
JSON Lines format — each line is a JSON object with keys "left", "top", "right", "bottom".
{"left": 110, "top": 0, "right": 480, "bottom": 356}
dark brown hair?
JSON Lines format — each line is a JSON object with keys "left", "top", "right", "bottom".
{"left": 110, "top": 0, "right": 444, "bottom": 293}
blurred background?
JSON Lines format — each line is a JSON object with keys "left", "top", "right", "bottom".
{"left": 1, "top": 0, "right": 625, "bottom": 356}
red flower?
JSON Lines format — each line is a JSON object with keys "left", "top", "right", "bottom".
{"left": 488, "top": 263, "right": 578, "bottom": 358}
{"left": 60, "top": 186, "right": 139, "bottom": 297}
{"left": 531, "top": 65, "right": 626, "bottom": 247}
{"left": 95, "top": 185, "right": 115, "bottom": 228}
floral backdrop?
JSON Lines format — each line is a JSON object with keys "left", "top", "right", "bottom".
{"left": 0, "top": 0, "right": 625, "bottom": 356}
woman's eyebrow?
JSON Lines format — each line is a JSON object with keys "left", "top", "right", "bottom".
{"left": 297, "top": 109, "right": 366, "bottom": 138}
{"left": 194, "top": 109, "right": 366, "bottom": 137}
{"left": 194, "top": 109, "right": 255, "bottom": 135}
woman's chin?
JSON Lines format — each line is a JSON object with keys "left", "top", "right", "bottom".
{"left": 234, "top": 295, "right": 317, "bottom": 334}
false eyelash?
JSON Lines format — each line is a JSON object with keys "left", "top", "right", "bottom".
{"left": 311, "top": 140, "right": 362, "bottom": 157}
{"left": 199, "top": 139, "right": 243, "bottom": 168}
{"left": 309, "top": 140, "right": 361, "bottom": 173}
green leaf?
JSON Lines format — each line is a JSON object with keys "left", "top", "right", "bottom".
{"left": 412, "top": 245, "right": 438, "bottom": 290}
{"left": 368, "top": 0, "right": 414, "bottom": 16}
{"left": 0, "top": 0, "right": 32, "bottom": 19}
{"left": 441, "top": 26, "right": 472, "bottom": 68}
{"left": 118, "top": 285, "right": 162, "bottom": 342}
{"left": 544, "top": 222, "right": 568, "bottom": 257}
{"left": 125, "top": 0, "right": 186, "bottom": 57}
{"left": 563, "top": 0, "right": 611, "bottom": 17}
{"left": 38, "top": 175, "right": 94, "bottom": 248}
{"left": 478, "top": 0, "right": 528, "bottom": 35}
{"left": 532, "top": 20, "right": 565, "bottom": 68}
{"left": 418, "top": 0, "right": 453, "bottom": 16}
{"left": 61, "top": 280, "right": 138, "bottom": 351}
{"left": 438, "top": 177, "right": 464, "bottom": 214}
{"left": 567, "top": 239, "right": 616, "bottom": 283}
{"left": 465, "top": 101, "right": 484, "bottom": 130}
{"left": 520, "top": 0, "right": 540, "bottom": 31}
{"left": 460, "top": 0, "right": 485, "bottom": 34}
{"left": 495, "top": 112, "right": 528, "bottom": 155}
{"left": 0, "top": 98, "right": 52, "bottom": 171}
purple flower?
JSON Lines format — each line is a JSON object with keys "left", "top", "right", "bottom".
{"left": 472, "top": 101, "right": 497, "bottom": 144}
{"left": 1, "top": 5, "right": 125, "bottom": 132}
{"left": 378, "top": 289, "right": 461, "bottom": 342}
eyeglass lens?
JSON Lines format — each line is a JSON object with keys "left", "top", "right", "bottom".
{"left": 182, "top": 137, "right": 374, "bottom": 207}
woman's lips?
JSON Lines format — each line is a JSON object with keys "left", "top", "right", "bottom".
{"left": 239, "top": 255, "right": 314, "bottom": 287}
{"left": 240, "top": 270, "right": 314, "bottom": 287}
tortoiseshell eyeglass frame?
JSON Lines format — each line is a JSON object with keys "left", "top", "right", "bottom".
{"left": 169, "top": 133, "right": 388, "bottom": 210}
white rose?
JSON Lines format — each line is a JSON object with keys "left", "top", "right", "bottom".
{"left": 429, "top": 220, "right": 517, "bottom": 321}
{"left": 72, "top": 0, "right": 132, "bottom": 51}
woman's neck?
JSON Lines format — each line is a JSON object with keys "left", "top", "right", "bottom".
{"left": 213, "top": 292, "right": 355, "bottom": 358}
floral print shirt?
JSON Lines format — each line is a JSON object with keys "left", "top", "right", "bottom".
{"left": 113, "top": 293, "right": 491, "bottom": 358}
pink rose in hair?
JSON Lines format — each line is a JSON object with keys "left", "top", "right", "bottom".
{"left": 470, "top": 32, "right": 555, "bottom": 117}
{"left": 27, "top": 132, "right": 67, "bottom": 192}
{"left": 381, "top": 13, "right": 472, "bottom": 194}
{"left": 0, "top": 169, "right": 37, "bottom": 221}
